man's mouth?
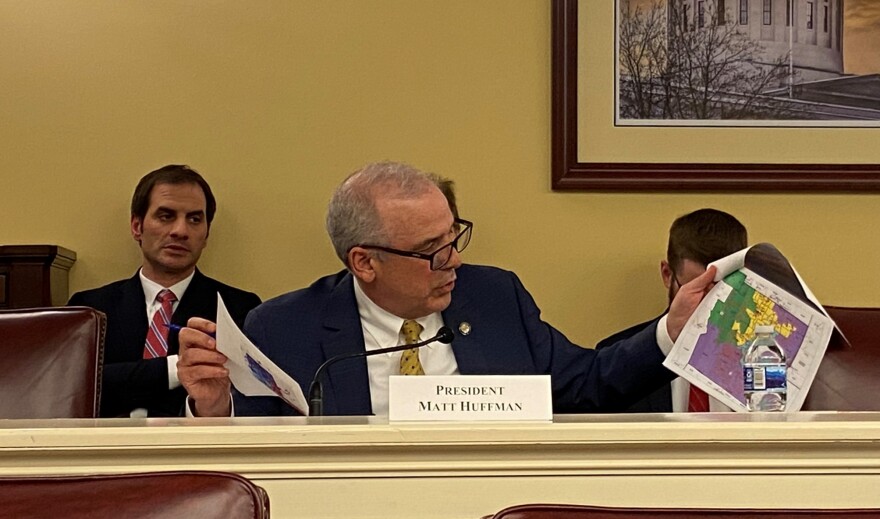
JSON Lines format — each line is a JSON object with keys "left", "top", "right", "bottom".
{"left": 164, "top": 244, "right": 189, "bottom": 253}
{"left": 438, "top": 275, "right": 457, "bottom": 291}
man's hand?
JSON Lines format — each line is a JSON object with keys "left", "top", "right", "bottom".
{"left": 177, "top": 317, "right": 232, "bottom": 417}
{"left": 666, "top": 266, "right": 717, "bottom": 342}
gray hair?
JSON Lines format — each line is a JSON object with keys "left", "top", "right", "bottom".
{"left": 326, "top": 161, "right": 441, "bottom": 267}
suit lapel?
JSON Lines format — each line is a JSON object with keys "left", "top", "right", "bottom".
{"left": 118, "top": 273, "right": 149, "bottom": 360}
{"left": 319, "top": 273, "right": 373, "bottom": 415}
{"left": 168, "top": 269, "right": 216, "bottom": 355}
{"left": 173, "top": 269, "right": 214, "bottom": 324}
{"left": 442, "top": 285, "right": 491, "bottom": 374}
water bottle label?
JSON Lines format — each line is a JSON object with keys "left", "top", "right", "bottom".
{"left": 743, "top": 366, "right": 756, "bottom": 390}
{"left": 764, "top": 365, "right": 787, "bottom": 390}
{"left": 743, "top": 365, "right": 786, "bottom": 392}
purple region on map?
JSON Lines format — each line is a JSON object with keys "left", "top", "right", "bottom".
{"left": 690, "top": 324, "right": 746, "bottom": 402}
{"left": 690, "top": 302, "right": 808, "bottom": 405}
{"left": 773, "top": 307, "right": 808, "bottom": 362}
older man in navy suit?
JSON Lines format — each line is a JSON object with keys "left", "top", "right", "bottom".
{"left": 178, "top": 162, "right": 715, "bottom": 417}
{"left": 70, "top": 165, "right": 261, "bottom": 417}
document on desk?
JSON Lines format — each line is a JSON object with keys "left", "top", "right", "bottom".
{"left": 215, "top": 295, "right": 308, "bottom": 415}
{"left": 663, "top": 243, "right": 835, "bottom": 413}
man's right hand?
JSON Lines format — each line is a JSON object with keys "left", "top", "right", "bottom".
{"left": 178, "top": 317, "right": 232, "bottom": 417}
{"left": 666, "top": 265, "right": 717, "bottom": 343}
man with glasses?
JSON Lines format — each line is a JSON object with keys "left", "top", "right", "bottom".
{"left": 178, "top": 161, "right": 716, "bottom": 417}
{"left": 596, "top": 208, "right": 747, "bottom": 413}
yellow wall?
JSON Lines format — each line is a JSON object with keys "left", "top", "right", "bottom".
{"left": 1, "top": 1, "right": 878, "bottom": 348}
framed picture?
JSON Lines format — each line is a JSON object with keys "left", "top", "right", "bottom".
{"left": 551, "top": 0, "right": 880, "bottom": 191}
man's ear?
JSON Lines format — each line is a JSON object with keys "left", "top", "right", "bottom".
{"left": 348, "top": 247, "right": 377, "bottom": 283}
{"left": 660, "top": 260, "right": 673, "bottom": 290}
{"left": 131, "top": 215, "right": 143, "bottom": 243}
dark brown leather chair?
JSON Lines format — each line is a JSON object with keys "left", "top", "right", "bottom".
{"left": 484, "top": 504, "right": 880, "bottom": 518}
{"left": 802, "top": 305, "right": 880, "bottom": 411}
{"left": 0, "top": 306, "right": 105, "bottom": 418}
{"left": 0, "top": 471, "right": 269, "bottom": 519}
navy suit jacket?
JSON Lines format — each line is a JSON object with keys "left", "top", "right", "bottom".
{"left": 69, "top": 269, "right": 261, "bottom": 417}
{"left": 595, "top": 315, "right": 673, "bottom": 412}
{"left": 236, "top": 264, "right": 675, "bottom": 416}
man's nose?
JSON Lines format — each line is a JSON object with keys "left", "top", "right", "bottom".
{"left": 169, "top": 217, "right": 189, "bottom": 238}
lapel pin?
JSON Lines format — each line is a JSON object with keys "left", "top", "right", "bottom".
{"left": 458, "top": 322, "right": 472, "bottom": 336}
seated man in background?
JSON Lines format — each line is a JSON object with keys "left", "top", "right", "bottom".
{"left": 596, "top": 208, "right": 747, "bottom": 412}
{"left": 178, "top": 161, "right": 716, "bottom": 417}
{"left": 69, "top": 165, "right": 261, "bottom": 417}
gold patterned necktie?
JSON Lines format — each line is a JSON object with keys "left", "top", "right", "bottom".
{"left": 399, "top": 319, "right": 425, "bottom": 375}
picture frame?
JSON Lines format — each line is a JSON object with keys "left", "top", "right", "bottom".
{"left": 551, "top": 0, "right": 880, "bottom": 192}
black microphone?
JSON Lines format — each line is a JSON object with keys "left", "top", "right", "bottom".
{"left": 308, "top": 326, "right": 455, "bottom": 416}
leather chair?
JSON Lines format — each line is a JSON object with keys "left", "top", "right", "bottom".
{"left": 0, "top": 471, "right": 269, "bottom": 519}
{"left": 802, "top": 305, "right": 880, "bottom": 411}
{"left": 484, "top": 504, "right": 880, "bottom": 518}
{"left": 0, "top": 306, "right": 105, "bottom": 418}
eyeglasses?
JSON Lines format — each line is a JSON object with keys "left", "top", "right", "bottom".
{"left": 671, "top": 271, "right": 683, "bottom": 288}
{"left": 358, "top": 219, "right": 473, "bottom": 271}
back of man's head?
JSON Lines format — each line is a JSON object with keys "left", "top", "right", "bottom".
{"left": 667, "top": 208, "right": 747, "bottom": 271}
{"left": 131, "top": 164, "right": 216, "bottom": 226}
{"left": 432, "top": 176, "right": 459, "bottom": 219}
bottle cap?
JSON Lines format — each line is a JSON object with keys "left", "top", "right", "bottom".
{"left": 755, "top": 325, "right": 775, "bottom": 334}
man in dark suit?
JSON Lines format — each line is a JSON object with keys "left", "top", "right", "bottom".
{"left": 596, "top": 208, "right": 747, "bottom": 413}
{"left": 178, "top": 162, "right": 715, "bottom": 417}
{"left": 69, "top": 165, "right": 261, "bottom": 417}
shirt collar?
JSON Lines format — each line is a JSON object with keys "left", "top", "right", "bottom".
{"left": 352, "top": 277, "right": 442, "bottom": 351}
{"left": 139, "top": 268, "right": 195, "bottom": 305}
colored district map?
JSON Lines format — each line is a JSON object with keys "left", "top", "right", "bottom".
{"left": 689, "top": 271, "right": 807, "bottom": 404}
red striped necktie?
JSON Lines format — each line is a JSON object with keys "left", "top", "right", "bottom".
{"left": 687, "top": 384, "right": 710, "bottom": 412}
{"left": 143, "top": 289, "right": 177, "bottom": 359}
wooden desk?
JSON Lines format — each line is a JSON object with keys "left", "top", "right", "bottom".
{"left": 2, "top": 413, "right": 880, "bottom": 518}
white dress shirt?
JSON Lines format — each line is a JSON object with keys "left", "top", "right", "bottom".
{"left": 353, "top": 279, "right": 459, "bottom": 416}
{"left": 139, "top": 269, "right": 195, "bottom": 391}
{"left": 670, "top": 378, "right": 732, "bottom": 412}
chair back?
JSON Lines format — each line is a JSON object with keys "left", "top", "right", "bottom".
{"left": 0, "top": 306, "right": 105, "bottom": 418}
{"left": 0, "top": 471, "right": 269, "bottom": 519}
{"left": 485, "top": 504, "right": 880, "bottom": 518}
{"left": 803, "top": 305, "right": 880, "bottom": 411}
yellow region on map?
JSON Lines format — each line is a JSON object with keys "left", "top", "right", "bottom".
{"left": 733, "top": 292, "right": 796, "bottom": 346}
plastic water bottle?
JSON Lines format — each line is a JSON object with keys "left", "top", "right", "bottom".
{"left": 742, "top": 325, "right": 787, "bottom": 411}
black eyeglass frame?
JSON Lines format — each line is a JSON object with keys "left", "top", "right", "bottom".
{"left": 356, "top": 218, "right": 473, "bottom": 271}
{"left": 671, "top": 270, "right": 683, "bottom": 289}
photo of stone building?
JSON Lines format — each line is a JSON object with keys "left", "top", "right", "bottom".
{"left": 617, "top": 0, "right": 880, "bottom": 123}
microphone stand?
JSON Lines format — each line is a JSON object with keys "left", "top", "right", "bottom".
{"left": 308, "top": 327, "right": 454, "bottom": 416}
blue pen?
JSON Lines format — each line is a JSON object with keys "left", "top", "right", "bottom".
{"left": 164, "top": 323, "right": 216, "bottom": 338}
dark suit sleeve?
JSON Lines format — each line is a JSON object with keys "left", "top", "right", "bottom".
{"left": 507, "top": 272, "right": 675, "bottom": 413}
{"left": 68, "top": 291, "right": 94, "bottom": 309}
{"left": 595, "top": 319, "right": 655, "bottom": 351}
{"left": 70, "top": 290, "right": 175, "bottom": 416}
{"left": 595, "top": 318, "right": 674, "bottom": 413}
{"left": 101, "top": 359, "right": 175, "bottom": 416}
{"left": 232, "top": 308, "right": 301, "bottom": 417}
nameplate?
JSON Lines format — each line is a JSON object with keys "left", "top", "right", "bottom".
{"left": 388, "top": 375, "right": 552, "bottom": 421}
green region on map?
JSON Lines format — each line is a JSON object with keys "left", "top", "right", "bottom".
{"left": 707, "top": 271, "right": 796, "bottom": 347}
